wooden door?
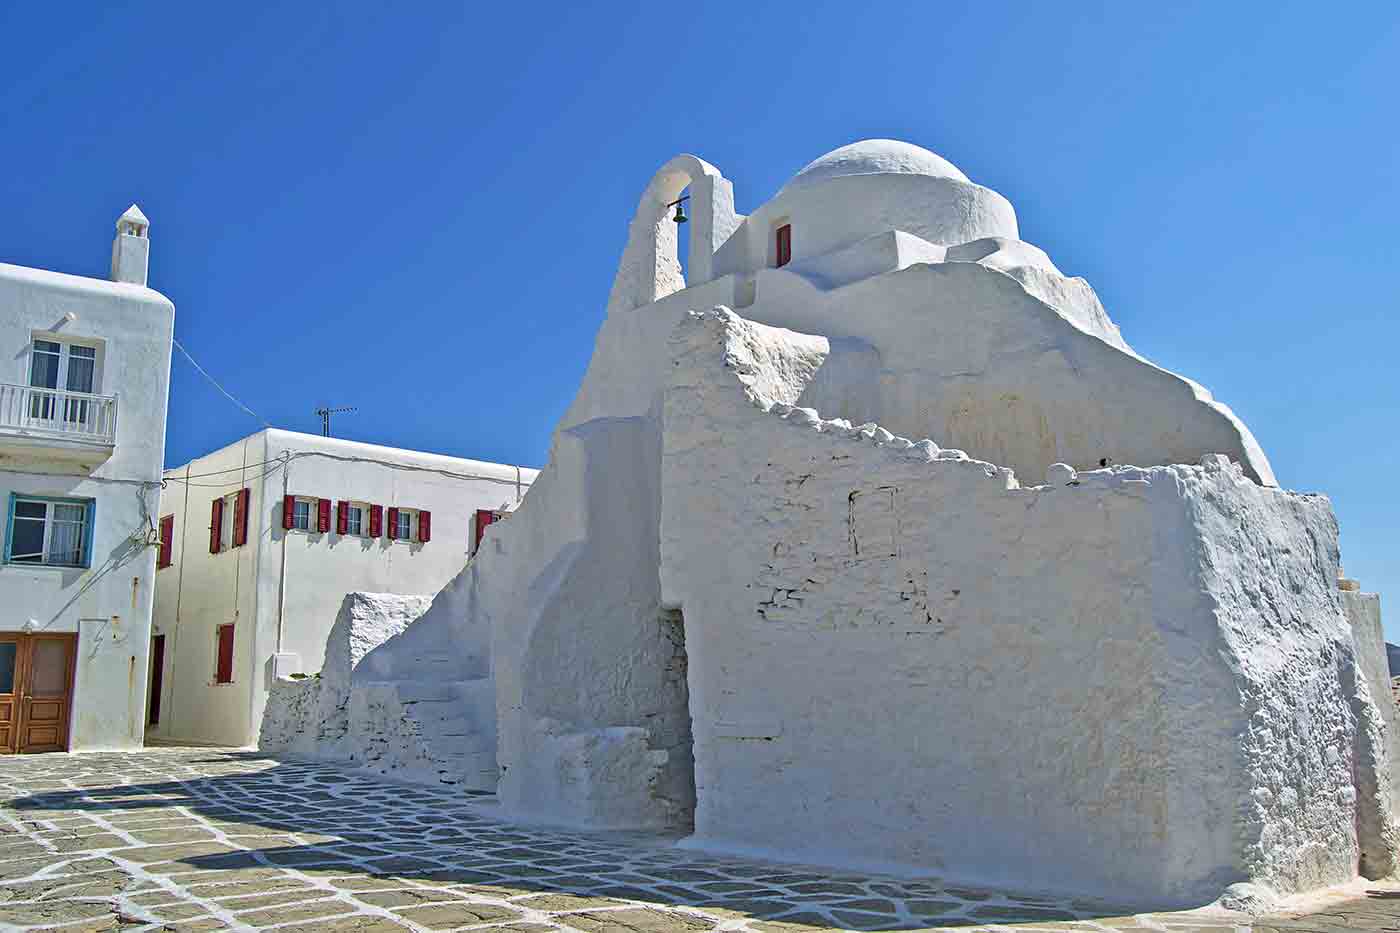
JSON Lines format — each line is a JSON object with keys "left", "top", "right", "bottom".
{"left": 0, "top": 633, "right": 19, "bottom": 753}
{"left": 0, "top": 633, "right": 77, "bottom": 754}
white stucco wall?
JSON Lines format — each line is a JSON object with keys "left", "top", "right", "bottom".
{"left": 657, "top": 308, "right": 1385, "bottom": 905}
{"left": 151, "top": 428, "right": 536, "bottom": 747}
{"left": 0, "top": 255, "right": 173, "bottom": 751}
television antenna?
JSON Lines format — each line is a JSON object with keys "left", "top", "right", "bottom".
{"left": 315, "top": 405, "right": 356, "bottom": 437}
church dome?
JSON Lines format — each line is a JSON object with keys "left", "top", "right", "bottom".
{"left": 780, "top": 140, "right": 970, "bottom": 193}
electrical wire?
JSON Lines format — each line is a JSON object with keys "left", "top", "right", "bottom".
{"left": 162, "top": 462, "right": 286, "bottom": 488}
{"left": 161, "top": 450, "right": 529, "bottom": 491}
{"left": 173, "top": 337, "right": 270, "bottom": 427}
{"left": 161, "top": 458, "right": 282, "bottom": 480}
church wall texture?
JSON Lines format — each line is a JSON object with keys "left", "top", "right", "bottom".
{"left": 659, "top": 308, "right": 1384, "bottom": 906}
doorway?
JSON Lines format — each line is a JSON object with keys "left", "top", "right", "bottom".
{"left": 148, "top": 634, "right": 165, "bottom": 727}
{"left": 0, "top": 632, "right": 77, "bottom": 753}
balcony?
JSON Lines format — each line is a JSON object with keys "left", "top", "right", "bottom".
{"left": 0, "top": 384, "right": 117, "bottom": 461}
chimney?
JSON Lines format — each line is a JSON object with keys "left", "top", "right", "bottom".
{"left": 110, "top": 203, "right": 150, "bottom": 285}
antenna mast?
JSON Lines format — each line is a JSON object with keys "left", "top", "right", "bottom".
{"left": 314, "top": 405, "right": 356, "bottom": 437}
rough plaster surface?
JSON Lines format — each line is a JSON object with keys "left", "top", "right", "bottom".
{"left": 258, "top": 139, "right": 1391, "bottom": 903}
{"left": 259, "top": 592, "right": 499, "bottom": 790}
{"left": 658, "top": 308, "right": 1389, "bottom": 905}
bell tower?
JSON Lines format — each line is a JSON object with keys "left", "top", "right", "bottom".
{"left": 110, "top": 203, "right": 150, "bottom": 285}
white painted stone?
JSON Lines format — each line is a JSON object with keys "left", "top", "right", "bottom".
{"left": 658, "top": 309, "right": 1385, "bottom": 904}
{"left": 262, "top": 138, "right": 1388, "bottom": 904}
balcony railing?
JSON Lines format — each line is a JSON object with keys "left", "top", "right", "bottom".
{"left": 0, "top": 383, "right": 118, "bottom": 446}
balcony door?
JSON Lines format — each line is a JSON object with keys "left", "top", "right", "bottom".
{"left": 28, "top": 339, "right": 97, "bottom": 429}
{"left": 0, "top": 633, "right": 77, "bottom": 754}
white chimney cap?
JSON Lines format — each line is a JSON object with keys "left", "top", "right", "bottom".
{"left": 116, "top": 203, "right": 149, "bottom": 230}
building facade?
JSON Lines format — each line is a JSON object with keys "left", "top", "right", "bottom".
{"left": 0, "top": 205, "right": 174, "bottom": 753}
{"left": 149, "top": 428, "right": 536, "bottom": 747}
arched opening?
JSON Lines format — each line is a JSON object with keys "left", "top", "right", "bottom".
{"left": 674, "top": 185, "right": 691, "bottom": 284}
{"left": 604, "top": 154, "right": 739, "bottom": 316}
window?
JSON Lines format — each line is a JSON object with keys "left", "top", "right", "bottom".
{"left": 775, "top": 223, "right": 792, "bottom": 268}
{"left": 214, "top": 624, "right": 235, "bottom": 684}
{"left": 281, "top": 495, "right": 326, "bottom": 534}
{"left": 29, "top": 338, "right": 99, "bottom": 423}
{"left": 219, "top": 492, "right": 238, "bottom": 550}
{"left": 157, "top": 515, "right": 174, "bottom": 569}
{"left": 209, "top": 489, "right": 250, "bottom": 554}
{"left": 337, "top": 501, "right": 365, "bottom": 536}
{"left": 5, "top": 496, "right": 93, "bottom": 567}
{"left": 473, "top": 509, "right": 496, "bottom": 555}
{"left": 395, "top": 509, "right": 413, "bottom": 540}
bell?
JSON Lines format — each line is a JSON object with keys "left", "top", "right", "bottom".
{"left": 672, "top": 202, "right": 688, "bottom": 224}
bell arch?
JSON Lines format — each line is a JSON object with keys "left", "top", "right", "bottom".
{"left": 606, "top": 154, "right": 741, "bottom": 315}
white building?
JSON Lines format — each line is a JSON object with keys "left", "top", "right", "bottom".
{"left": 263, "top": 139, "right": 1399, "bottom": 908}
{"left": 149, "top": 428, "right": 536, "bottom": 748}
{"left": 0, "top": 205, "right": 174, "bottom": 754}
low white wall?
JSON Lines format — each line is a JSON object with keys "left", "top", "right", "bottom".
{"left": 259, "top": 591, "right": 499, "bottom": 790}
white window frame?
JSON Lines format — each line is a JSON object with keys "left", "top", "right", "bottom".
{"left": 290, "top": 496, "right": 316, "bottom": 533}
{"left": 219, "top": 491, "right": 239, "bottom": 550}
{"left": 343, "top": 502, "right": 367, "bottom": 537}
{"left": 6, "top": 495, "right": 93, "bottom": 568}
{"left": 28, "top": 334, "right": 103, "bottom": 396}
{"left": 392, "top": 508, "right": 416, "bottom": 543}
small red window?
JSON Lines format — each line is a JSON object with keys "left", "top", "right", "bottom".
{"left": 775, "top": 224, "right": 792, "bottom": 268}
{"left": 282, "top": 494, "right": 296, "bottom": 530}
{"left": 208, "top": 497, "right": 224, "bottom": 554}
{"left": 232, "top": 488, "right": 250, "bottom": 547}
{"left": 473, "top": 509, "right": 495, "bottom": 555}
{"left": 157, "top": 515, "right": 174, "bottom": 568}
{"left": 418, "top": 510, "right": 431, "bottom": 543}
{"left": 386, "top": 507, "right": 400, "bottom": 540}
{"left": 317, "top": 498, "right": 332, "bottom": 534}
{"left": 336, "top": 500, "right": 349, "bottom": 535}
{"left": 369, "top": 504, "right": 383, "bottom": 537}
{"left": 215, "top": 624, "right": 235, "bottom": 684}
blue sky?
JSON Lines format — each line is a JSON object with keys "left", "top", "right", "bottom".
{"left": 2, "top": 3, "right": 1397, "bottom": 633}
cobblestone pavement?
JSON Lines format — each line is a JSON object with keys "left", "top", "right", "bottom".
{"left": 2, "top": 749, "right": 1396, "bottom": 932}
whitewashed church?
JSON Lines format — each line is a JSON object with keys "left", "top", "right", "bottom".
{"left": 262, "top": 139, "right": 1397, "bottom": 908}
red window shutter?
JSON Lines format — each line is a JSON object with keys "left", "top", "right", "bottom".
{"left": 157, "top": 515, "right": 174, "bottom": 568}
{"left": 233, "top": 488, "right": 250, "bottom": 547}
{"left": 368, "top": 504, "right": 383, "bottom": 537}
{"left": 282, "top": 494, "right": 296, "bottom": 530}
{"left": 317, "top": 498, "right": 331, "bottom": 533}
{"left": 386, "top": 507, "right": 400, "bottom": 540}
{"left": 337, "top": 500, "right": 349, "bottom": 535}
{"left": 418, "top": 510, "right": 431, "bottom": 543}
{"left": 473, "top": 509, "right": 495, "bottom": 554}
{"left": 215, "top": 625, "right": 235, "bottom": 684}
{"left": 209, "top": 497, "right": 224, "bottom": 554}
{"left": 776, "top": 224, "right": 792, "bottom": 267}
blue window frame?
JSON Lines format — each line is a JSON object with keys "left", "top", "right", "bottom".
{"left": 4, "top": 494, "right": 95, "bottom": 568}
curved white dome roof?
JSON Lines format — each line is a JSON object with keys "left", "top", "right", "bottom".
{"left": 781, "top": 139, "right": 969, "bottom": 193}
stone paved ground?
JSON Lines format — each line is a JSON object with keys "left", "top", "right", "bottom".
{"left": 1, "top": 749, "right": 1396, "bottom": 932}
